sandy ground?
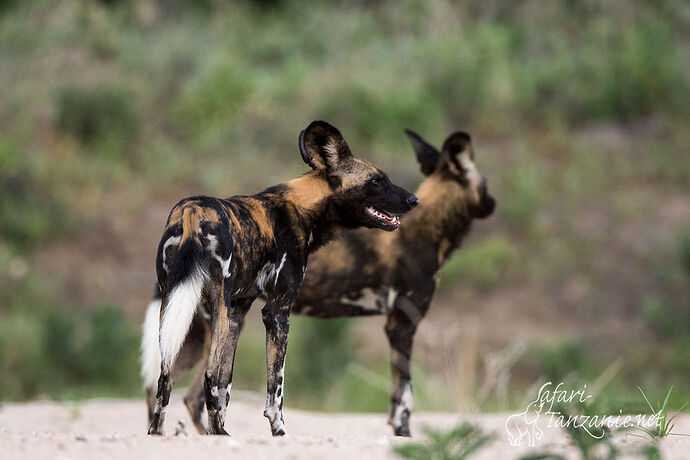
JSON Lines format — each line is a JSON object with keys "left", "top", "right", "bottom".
{"left": 0, "top": 398, "right": 688, "bottom": 460}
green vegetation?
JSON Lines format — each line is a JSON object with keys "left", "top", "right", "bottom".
{"left": 636, "top": 386, "right": 687, "bottom": 440}
{"left": 56, "top": 85, "right": 139, "bottom": 160}
{"left": 439, "top": 236, "right": 518, "bottom": 288}
{"left": 0, "top": 0, "right": 688, "bottom": 412}
{"left": 393, "top": 422, "right": 495, "bottom": 460}
{"left": 0, "top": 299, "right": 140, "bottom": 400}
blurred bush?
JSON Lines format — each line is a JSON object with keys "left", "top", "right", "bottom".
{"left": 0, "top": 142, "right": 66, "bottom": 250}
{"left": 172, "top": 55, "right": 253, "bottom": 139}
{"left": 0, "top": 299, "right": 140, "bottom": 400}
{"left": 439, "top": 236, "right": 517, "bottom": 288}
{"left": 55, "top": 85, "right": 139, "bottom": 160}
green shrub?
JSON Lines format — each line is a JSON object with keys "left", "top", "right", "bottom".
{"left": 0, "top": 311, "right": 47, "bottom": 399}
{"left": 286, "top": 316, "right": 355, "bottom": 405}
{"left": 81, "top": 305, "right": 140, "bottom": 387}
{"left": 0, "top": 142, "right": 66, "bottom": 250}
{"left": 640, "top": 296, "right": 690, "bottom": 340}
{"left": 318, "top": 83, "right": 442, "bottom": 147}
{"left": 394, "top": 422, "right": 495, "bottom": 460}
{"left": 0, "top": 0, "right": 18, "bottom": 14}
{"left": 172, "top": 54, "right": 253, "bottom": 139}
{"left": 55, "top": 85, "right": 139, "bottom": 159}
{"left": 0, "top": 302, "right": 141, "bottom": 400}
{"left": 499, "top": 162, "right": 548, "bottom": 230}
{"left": 541, "top": 341, "right": 591, "bottom": 383}
{"left": 439, "top": 236, "right": 517, "bottom": 288}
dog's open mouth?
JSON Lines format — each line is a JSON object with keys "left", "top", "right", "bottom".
{"left": 366, "top": 206, "right": 401, "bottom": 228}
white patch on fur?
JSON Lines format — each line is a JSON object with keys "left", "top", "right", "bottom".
{"left": 210, "top": 383, "right": 231, "bottom": 422}
{"left": 159, "top": 268, "right": 208, "bottom": 368}
{"left": 273, "top": 253, "right": 287, "bottom": 288}
{"left": 256, "top": 253, "right": 287, "bottom": 293}
{"left": 256, "top": 262, "right": 276, "bottom": 294}
{"left": 387, "top": 288, "right": 398, "bottom": 309}
{"left": 205, "top": 234, "right": 232, "bottom": 278}
{"left": 391, "top": 382, "right": 413, "bottom": 428}
{"left": 141, "top": 298, "right": 162, "bottom": 388}
{"left": 339, "top": 287, "right": 389, "bottom": 313}
{"left": 264, "top": 364, "right": 286, "bottom": 434}
{"left": 458, "top": 152, "right": 481, "bottom": 187}
{"left": 323, "top": 139, "right": 340, "bottom": 164}
{"left": 162, "top": 235, "right": 181, "bottom": 272}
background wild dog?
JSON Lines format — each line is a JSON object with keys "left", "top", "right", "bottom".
{"left": 143, "top": 120, "right": 418, "bottom": 436}
{"left": 163, "top": 129, "right": 494, "bottom": 437}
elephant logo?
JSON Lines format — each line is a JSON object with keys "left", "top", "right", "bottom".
{"left": 504, "top": 400, "right": 544, "bottom": 446}
{"left": 504, "top": 382, "right": 553, "bottom": 447}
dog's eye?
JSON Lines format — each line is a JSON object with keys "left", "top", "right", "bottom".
{"left": 371, "top": 178, "right": 380, "bottom": 186}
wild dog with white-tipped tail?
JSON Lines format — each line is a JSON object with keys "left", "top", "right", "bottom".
{"left": 156, "top": 129, "right": 496, "bottom": 437}
{"left": 144, "top": 121, "right": 418, "bottom": 436}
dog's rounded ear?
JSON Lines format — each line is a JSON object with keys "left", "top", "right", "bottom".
{"left": 442, "top": 131, "right": 472, "bottom": 175}
{"left": 442, "top": 131, "right": 472, "bottom": 157}
{"left": 405, "top": 129, "right": 440, "bottom": 176}
{"left": 299, "top": 121, "right": 353, "bottom": 171}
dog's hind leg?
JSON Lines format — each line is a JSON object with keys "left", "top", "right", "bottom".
{"left": 183, "top": 327, "right": 210, "bottom": 434}
{"left": 204, "top": 280, "right": 250, "bottom": 435}
{"left": 385, "top": 292, "right": 432, "bottom": 437}
{"left": 186, "top": 297, "right": 251, "bottom": 434}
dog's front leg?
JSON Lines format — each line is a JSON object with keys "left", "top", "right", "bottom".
{"left": 261, "top": 299, "right": 292, "bottom": 436}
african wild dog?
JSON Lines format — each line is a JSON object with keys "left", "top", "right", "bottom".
{"left": 157, "top": 129, "right": 495, "bottom": 436}
{"left": 142, "top": 121, "right": 418, "bottom": 436}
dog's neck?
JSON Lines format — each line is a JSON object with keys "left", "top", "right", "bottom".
{"left": 402, "top": 174, "right": 473, "bottom": 265}
{"left": 277, "top": 171, "right": 341, "bottom": 251}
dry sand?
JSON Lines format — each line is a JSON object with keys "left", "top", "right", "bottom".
{"left": 0, "top": 397, "right": 688, "bottom": 459}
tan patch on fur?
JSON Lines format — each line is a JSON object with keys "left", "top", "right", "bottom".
{"left": 244, "top": 200, "right": 274, "bottom": 238}
{"left": 321, "top": 240, "right": 354, "bottom": 273}
{"left": 405, "top": 175, "right": 470, "bottom": 243}
{"left": 168, "top": 206, "right": 184, "bottom": 225}
{"left": 438, "top": 238, "right": 451, "bottom": 264}
{"left": 181, "top": 207, "right": 200, "bottom": 243}
{"left": 168, "top": 202, "right": 221, "bottom": 243}
{"left": 285, "top": 172, "right": 333, "bottom": 213}
{"left": 371, "top": 230, "right": 402, "bottom": 271}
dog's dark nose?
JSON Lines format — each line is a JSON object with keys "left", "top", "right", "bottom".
{"left": 407, "top": 195, "right": 419, "bottom": 208}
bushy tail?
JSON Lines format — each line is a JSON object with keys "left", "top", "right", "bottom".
{"left": 141, "top": 286, "right": 162, "bottom": 389}
{"left": 151, "top": 207, "right": 209, "bottom": 382}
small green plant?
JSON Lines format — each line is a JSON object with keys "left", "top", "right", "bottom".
{"left": 635, "top": 386, "right": 687, "bottom": 439}
{"left": 558, "top": 404, "right": 617, "bottom": 460}
{"left": 393, "top": 422, "right": 494, "bottom": 460}
{"left": 540, "top": 341, "right": 592, "bottom": 383}
{"left": 519, "top": 404, "right": 616, "bottom": 460}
